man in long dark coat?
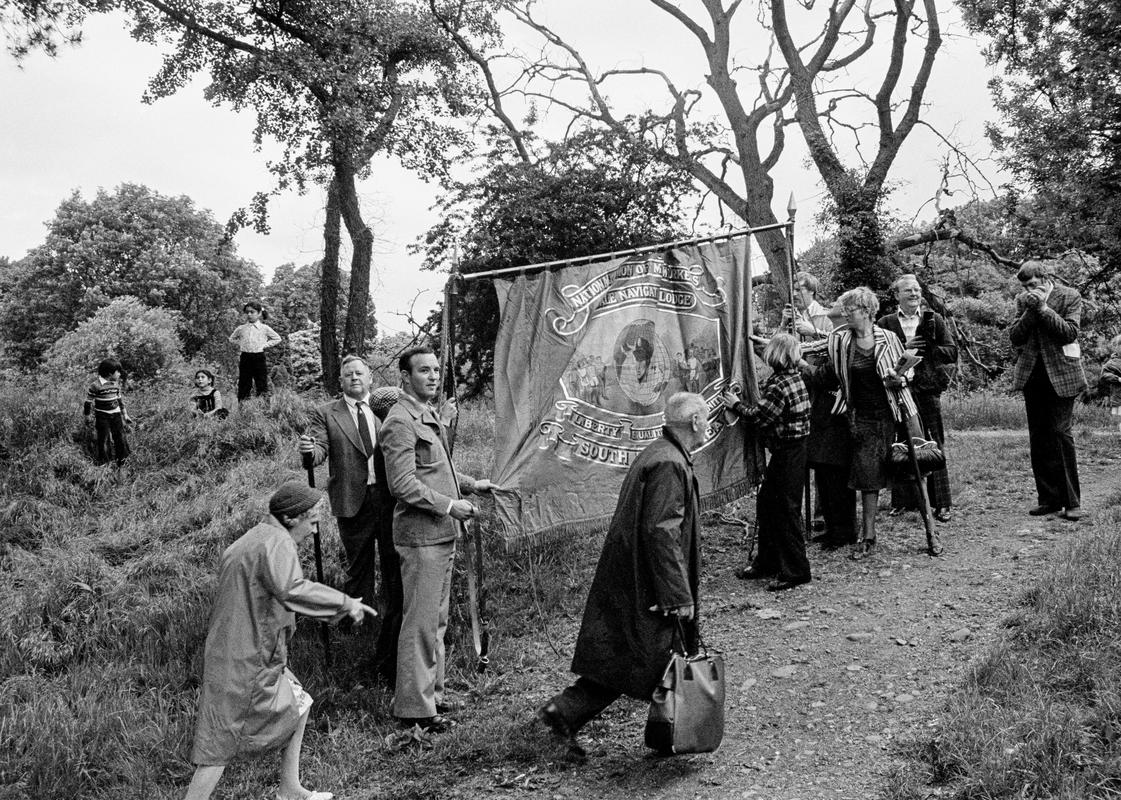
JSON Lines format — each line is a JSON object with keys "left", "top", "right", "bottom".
{"left": 536, "top": 391, "right": 709, "bottom": 752}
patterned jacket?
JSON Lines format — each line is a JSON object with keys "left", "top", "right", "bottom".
{"left": 1008, "top": 284, "right": 1087, "bottom": 398}
{"left": 826, "top": 326, "right": 918, "bottom": 423}
{"left": 729, "top": 368, "right": 811, "bottom": 446}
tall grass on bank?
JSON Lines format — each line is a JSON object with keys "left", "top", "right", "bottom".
{"left": 0, "top": 378, "right": 328, "bottom": 798}
{"left": 0, "top": 379, "right": 547, "bottom": 800}
{"left": 884, "top": 492, "right": 1121, "bottom": 799}
{"left": 942, "top": 389, "right": 1113, "bottom": 430}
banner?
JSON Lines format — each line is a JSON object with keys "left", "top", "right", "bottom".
{"left": 489, "top": 237, "right": 764, "bottom": 549}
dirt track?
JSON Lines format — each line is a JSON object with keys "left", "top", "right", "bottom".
{"left": 442, "top": 430, "right": 1121, "bottom": 800}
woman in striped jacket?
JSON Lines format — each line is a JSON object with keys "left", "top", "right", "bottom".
{"left": 808, "top": 287, "right": 915, "bottom": 559}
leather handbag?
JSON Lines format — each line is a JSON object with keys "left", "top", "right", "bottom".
{"left": 644, "top": 621, "right": 725, "bottom": 755}
{"left": 890, "top": 436, "right": 946, "bottom": 478}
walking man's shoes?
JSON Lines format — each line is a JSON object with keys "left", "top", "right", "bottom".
{"left": 1028, "top": 504, "right": 1061, "bottom": 516}
{"left": 765, "top": 578, "right": 810, "bottom": 592}
{"left": 1060, "top": 506, "right": 1084, "bottom": 521}
{"left": 536, "top": 702, "right": 572, "bottom": 738}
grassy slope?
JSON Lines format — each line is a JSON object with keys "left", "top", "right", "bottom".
{"left": 884, "top": 486, "right": 1121, "bottom": 798}
{"left": 0, "top": 385, "right": 1116, "bottom": 799}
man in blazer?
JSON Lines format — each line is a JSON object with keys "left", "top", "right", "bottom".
{"left": 298, "top": 354, "right": 401, "bottom": 680}
{"left": 1009, "top": 261, "right": 1087, "bottom": 520}
{"left": 380, "top": 345, "right": 497, "bottom": 732}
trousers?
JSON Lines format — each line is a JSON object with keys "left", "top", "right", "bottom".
{"left": 1024, "top": 364, "right": 1080, "bottom": 509}
{"left": 237, "top": 351, "right": 269, "bottom": 400}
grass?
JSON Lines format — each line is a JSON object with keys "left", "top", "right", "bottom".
{"left": 942, "top": 389, "right": 1114, "bottom": 430}
{"left": 0, "top": 377, "right": 600, "bottom": 800}
{"left": 882, "top": 488, "right": 1121, "bottom": 800}
{"left": 2, "top": 379, "right": 1120, "bottom": 799}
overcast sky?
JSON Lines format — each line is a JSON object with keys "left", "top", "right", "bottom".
{"left": 1, "top": 3, "right": 1001, "bottom": 337}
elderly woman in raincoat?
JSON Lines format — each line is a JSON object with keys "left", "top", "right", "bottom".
{"left": 183, "top": 481, "right": 376, "bottom": 800}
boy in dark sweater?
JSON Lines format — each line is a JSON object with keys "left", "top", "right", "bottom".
{"left": 84, "top": 358, "right": 133, "bottom": 465}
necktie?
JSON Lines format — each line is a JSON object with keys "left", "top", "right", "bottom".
{"left": 355, "top": 401, "right": 375, "bottom": 456}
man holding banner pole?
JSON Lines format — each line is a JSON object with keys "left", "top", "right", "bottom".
{"left": 381, "top": 345, "right": 499, "bottom": 733}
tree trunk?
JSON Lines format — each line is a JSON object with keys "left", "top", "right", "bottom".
{"left": 320, "top": 177, "right": 342, "bottom": 395}
{"left": 334, "top": 163, "right": 374, "bottom": 357}
{"left": 832, "top": 179, "right": 893, "bottom": 293}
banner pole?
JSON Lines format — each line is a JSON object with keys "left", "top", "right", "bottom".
{"left": 786, "top": 193, "right": 813, "bottom": 541}
{"left": 460, "top": 224, "right": 788, "bottom": 283}
{"left": 442, "top": 251, "right": 489, "bottom": 671}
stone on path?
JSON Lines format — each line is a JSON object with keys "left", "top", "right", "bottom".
{"left": 783, "top": 621, "right": 810, "bottom": 631}
{"left": 949, "top": 627, "right": 972, "bottom": 642}
{"left": 846, "top": 631, "right": 873, "bottom": 643}
{"left": 771, "top": 665, "right": 798, "bottom": 678}
{"left": 756, "top": 608, "right": 782, "bottom": 620}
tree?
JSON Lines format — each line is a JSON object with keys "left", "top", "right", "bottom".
{"left": 466, "top": 0, "right": 942, "bottom": 297}
{"left": 0, "top": 183, "right": 261, "bottom": 369}
{"left": 957, "top": 0, "right": 1121, "bottom": 286}
{"left": 262, "top": 260, "right": 378, "bottom": 389}
{"left": 0, "top": 0, "right": 106, "bottom": 57}
{"left": 121, "top": 0, "right": 491, "bottom": 383}
{"left": 419, "top": 127, "right": 696, "bottom": 395}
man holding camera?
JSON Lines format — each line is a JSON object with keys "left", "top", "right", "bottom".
{"left": 1009, "top": 261, "right": 1086, "bottom": 521}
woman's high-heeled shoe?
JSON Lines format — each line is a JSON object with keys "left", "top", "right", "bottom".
{"left": 851, "top": 538, "right": 876, "bottom": 560}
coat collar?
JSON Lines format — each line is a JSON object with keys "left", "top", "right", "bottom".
{"left": 662, "top": 426, "right": 695, "bottom": 466}
{"left": 396, "top": 391, "right": 440, "bottom": 426}
{"left": 329, "top": 397, "right": 367, "bottom": 454}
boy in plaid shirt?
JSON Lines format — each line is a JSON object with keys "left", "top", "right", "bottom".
{"left": 84, "top": 358, "right": 133, "bottom": 466}
{"left": 722, "top": 333, "right": 812, "bottom": 591}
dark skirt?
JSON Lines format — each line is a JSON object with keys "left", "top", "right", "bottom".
{"left": 890, "top": 392, "right": 952, "bottom": 509}
{"left": 848, "top": 415, "right": 895, "bottom": 492}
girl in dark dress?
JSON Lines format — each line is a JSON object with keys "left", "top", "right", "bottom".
{"left": 191, "top": 370, "right": 228, "bottom": 419}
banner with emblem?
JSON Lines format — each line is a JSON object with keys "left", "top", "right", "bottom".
{"left": 488, "top": 236, "right": 763, "bottom": 549}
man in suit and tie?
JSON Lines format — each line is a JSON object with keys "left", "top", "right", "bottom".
{"left": 380, "top": 345, "right": 498, "bottom": 732}
{"left": 298, "top": 354, "right": 401, "bottom": 681}
{"left": 1009, "top": 261, "right": 1088, "bottom": 521}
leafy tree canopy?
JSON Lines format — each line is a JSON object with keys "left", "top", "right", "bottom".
{"left": 0, "top": 183, "right": 262, "bottom": 368}
{"left": 959, "top": 0, "right": 1121, "bottom": 280}
{"left": 419, "top": 127, "right": 697, "bottom": 394}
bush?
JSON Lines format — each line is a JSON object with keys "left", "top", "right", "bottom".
{"left": 44, "top": 297, "right": 184, "bottom": 382}
{"left": 286, "top": 325, "right": 322, "bottom": 392}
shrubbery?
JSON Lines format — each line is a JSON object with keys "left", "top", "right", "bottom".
{"left": 44, "top": 297, "right": 184, "bottom": 382}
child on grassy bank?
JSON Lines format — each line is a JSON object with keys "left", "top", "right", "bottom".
{"left": 228, "top": 300, "right": 281, "bottom": 403}
{"left": 183, "top": 481, "right": 376, "bottom": 800}
{"left": 83, "top": 357, "right": 133, "bottom": 466}
{"left": 190, "top": 369, "right": 228, "bottom": 419}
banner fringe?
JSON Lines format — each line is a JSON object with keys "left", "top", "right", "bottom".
{"left": 497, "top": 477, "right": 759, "bottom": 553}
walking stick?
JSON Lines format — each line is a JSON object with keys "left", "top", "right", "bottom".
{"left": 901, "top": 413, "right": 943, "bottom": 557}
{"left": 302, "top": 450, "right": 334, "bottom": 668}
